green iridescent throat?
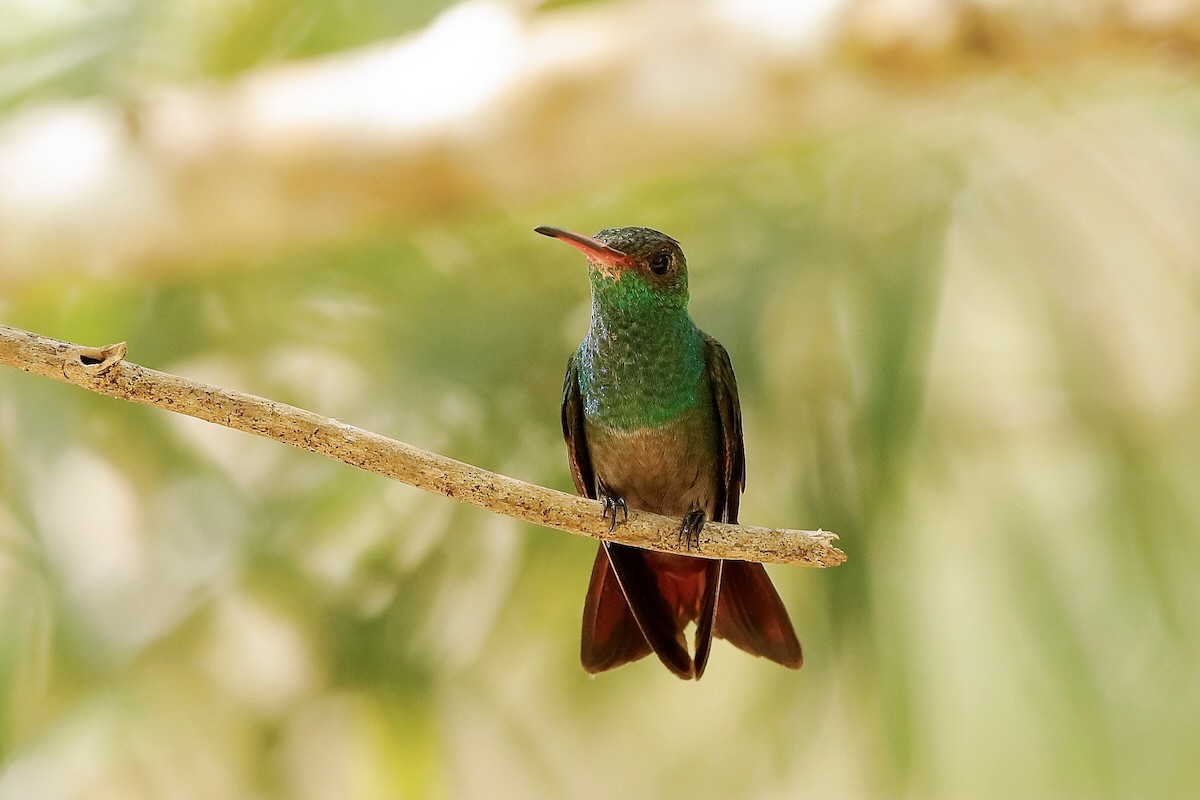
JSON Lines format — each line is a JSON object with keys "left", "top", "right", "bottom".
{"left": 576, "top": 272, "right": 705, "bottom": 430}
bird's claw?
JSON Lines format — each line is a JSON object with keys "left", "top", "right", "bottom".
{"left": 678, "top": 510, "right": 706, "bottom": 551}
{"left": 600, "top": 492, "right": 628, "bottom": 532}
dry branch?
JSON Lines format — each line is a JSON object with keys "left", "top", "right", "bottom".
{"left": 0, "top": 323, "right": 845, "bottom": 567}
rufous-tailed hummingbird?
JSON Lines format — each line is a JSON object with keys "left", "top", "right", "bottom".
{"left": 536, "top": 225, "right": 802, "bottom": 680}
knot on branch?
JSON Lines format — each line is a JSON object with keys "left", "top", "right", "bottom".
{"left": 77, "top": 342, "right": 127, "bottom": 375}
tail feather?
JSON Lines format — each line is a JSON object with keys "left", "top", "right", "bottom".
{"left": 580, "top": 545, "right": 653, "bottom": 673}
{"left": 714, "top": 561, "right": 803, "bottom": 669}
{"left": 582, "top": 548, "right": 800, "bottom": 678}
{"left": 600, "top": 543, "right": 694, "bottom": 678}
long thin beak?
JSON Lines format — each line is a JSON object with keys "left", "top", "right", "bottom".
{"left": 535, "top": 226, "right": 635, "bottom": 278}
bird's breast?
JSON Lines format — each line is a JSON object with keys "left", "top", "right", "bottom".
{"left": 584, "top": 405, "right": 719, "bottom": 519}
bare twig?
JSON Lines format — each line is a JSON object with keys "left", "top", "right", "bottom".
{"left": 0, "top": 323, "right": 845, "bottom": 567}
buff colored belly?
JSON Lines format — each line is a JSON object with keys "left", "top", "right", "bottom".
{"left": 583, "top": 405, "right": 719, "bottom": 520}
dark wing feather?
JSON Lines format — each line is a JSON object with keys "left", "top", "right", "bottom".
{"left": 692, "top": 335, "right": 746, "bottom": 678}
{"left": 702, "top": 335, "right": 746, "bottom": 524}
{"left": 703, "top": 335, "right": 802, "bottom": 669}
{"left": 691, "top": 559, "right": 723, "bottom": 679}
{"left": 561, "top": 354, "right": 595, "bottom": 498}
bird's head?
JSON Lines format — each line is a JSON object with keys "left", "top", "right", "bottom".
{"left": 536, "top": 225, "right": 690, "bottom": 311}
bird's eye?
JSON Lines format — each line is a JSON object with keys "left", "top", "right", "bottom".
{"left": 650, "top": 252, "right": 672, "bottom": 275}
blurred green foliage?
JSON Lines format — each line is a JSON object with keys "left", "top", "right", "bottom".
{"left": 0, "top": 0, "right": 455, "bottom": 110}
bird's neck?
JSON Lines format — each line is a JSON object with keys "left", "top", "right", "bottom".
{"left": 578, "top": 296, "right": 706, "bottom": 430}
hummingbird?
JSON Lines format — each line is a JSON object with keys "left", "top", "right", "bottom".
{"left": 536, "top": 225, "right": 803, "bottom": 680}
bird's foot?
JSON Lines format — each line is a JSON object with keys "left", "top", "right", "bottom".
{"left": 679, "top": 510, "right": 706, "bottom": 551}
{"left": 599, "top": 489, "right": 629, "bottom": 533}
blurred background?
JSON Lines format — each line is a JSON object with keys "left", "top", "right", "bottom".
{"left": 2, "top": 0, "right": 1200, "bottom": 797}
